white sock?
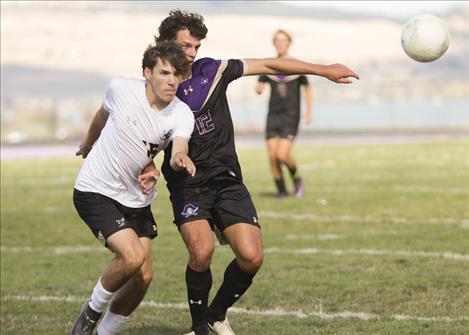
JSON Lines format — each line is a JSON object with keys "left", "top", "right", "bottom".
{"left": 88, "top": 278, "right": 114, "bottom": 313}
{"left": 97, "top": 309, "right": 130, "bottom": 335}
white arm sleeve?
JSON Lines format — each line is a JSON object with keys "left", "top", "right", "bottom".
{"left": 102, "top": 78, "right": 120, "bottom": 113}
{"left": 172, "top": 104, "right": 195, "bottom": 141}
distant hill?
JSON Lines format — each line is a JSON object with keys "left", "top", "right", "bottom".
{"left": 1, "top": 65, "right": 110, "bottom": 107}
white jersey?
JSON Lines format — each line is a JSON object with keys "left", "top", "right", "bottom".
{"left": 75, "top": 77, "right": 194, "bottom": 208}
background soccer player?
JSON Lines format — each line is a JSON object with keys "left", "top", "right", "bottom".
{"left": 256, "top": 29, "right": 313, "bottom": 199}
{"left": 71, "top": 42, "right": 195, "bottom": 335}
{"left": 142, "top": 10, "right": 359, "bottom": 335}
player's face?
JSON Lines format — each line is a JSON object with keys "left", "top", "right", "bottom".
{"left": 273, "top": 33, "right": 291, "bottom": 56}
{"left": 174, "top": 29, "right": 201, "bottom": 65}
{"left": 144, "top": 58, "right": 180, "bottom": 108}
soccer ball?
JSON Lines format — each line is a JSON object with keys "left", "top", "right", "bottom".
{"left": 401, "top": 14, "right": 449, "bottom": 62}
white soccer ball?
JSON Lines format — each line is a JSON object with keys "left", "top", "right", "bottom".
{"left": 401, "top": 14, "right": 449, "bottom": 62}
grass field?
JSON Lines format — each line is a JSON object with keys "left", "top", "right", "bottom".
{"left": 1, "top": 139, "right": 469, "bottom": 334}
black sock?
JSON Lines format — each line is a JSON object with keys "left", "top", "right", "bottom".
{"left": 208, "top": 259, "right": 255, "bottom": 322}
{"left": 286, "top": 164, "right": 299, "bottom": 180}
{"left": 274, "top": 178, "right": 287, "bottom": 194}
{"left": 186, "top": 265, "right": 212, "bottom": 331}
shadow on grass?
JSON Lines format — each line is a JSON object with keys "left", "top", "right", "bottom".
{"left": 258, "top": 191, "right": 279, "bottom": 198}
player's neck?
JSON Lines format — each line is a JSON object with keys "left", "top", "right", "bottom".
{"left": 277, "top": 53, "right": 289, "bottom": 59}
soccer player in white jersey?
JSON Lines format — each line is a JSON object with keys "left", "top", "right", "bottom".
{"left": 71, "top": 42, "right": 195, "bottom": 335}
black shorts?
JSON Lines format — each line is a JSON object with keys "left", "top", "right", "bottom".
{"left": 169, "top": 172, "right": 260, "bottom": 232}
{"left": 266, "top": 117, "right": 299, "bottom": 140}
{"left": 73, "top": 189, "right": 158, "bottom": 245}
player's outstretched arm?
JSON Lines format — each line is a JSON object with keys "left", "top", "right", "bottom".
{"left": 244, "top": 58, "right": 359, "bottom": 84}
{"left": 170, "top": 137, "right": 196, "bottom": 176}
{"left": 76, "top": 105, "right": 109, "bottom": 158}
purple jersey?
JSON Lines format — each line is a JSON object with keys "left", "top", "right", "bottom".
{"left": 162, "top": 58, "right": 245, "bottom": 188}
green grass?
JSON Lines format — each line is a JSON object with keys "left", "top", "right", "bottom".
{"left": 1, "top": 139, "right": 469, "bottom": 334}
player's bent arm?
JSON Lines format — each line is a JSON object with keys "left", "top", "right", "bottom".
{"left": 244, "top": 58, "right": 359, "bottom": 84}
{"left": 303, "top": 84, "right": 313, "bottom": 125}
{"left": 139, "top": 161, "right": 160, "bottom": 195}
{"left": 255, "top": 82, "right": 266, "bottom": 95}
{"left": 76, "top": 105, "right": 109, "bottom": 158}
{"left": 170, "top": 137, "right": 196, "bottom": 176}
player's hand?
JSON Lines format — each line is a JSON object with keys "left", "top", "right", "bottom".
{"left": 172, "top": 152, "right": 196, "bottom": 177}
{"left": 75, "top": 142, "right": 92, "bottom": 158}
{"left": 138, "top": 169, "right": 160, "bottom": 195}
{"left": 323, "top": 64, "right": 360, "bottom": 84}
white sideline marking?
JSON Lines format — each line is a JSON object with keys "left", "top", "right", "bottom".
{"left": 3, "top": 295, "right": 469, "bottom": 322}
{"left": 393, "top": 185, "right": 469, "bottom": 195}
{"left": 0, "top": 246, "right": 106, "bottom": 254}
{"left": 286, "top": 230, "right": 400, "bottom": 240}
{"left": 287, "top": 234, "right": 344, "bottom": 240}
{"left": 264, "top": 247, "right": 469, "bottom": 261}
{"left": 3, "top": 245, "right": 468, "bottom": 261}
{"left": 259, "top": 211, "right": 468, "bottom": 226}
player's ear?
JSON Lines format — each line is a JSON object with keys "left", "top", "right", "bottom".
{"left": 143, "top": 67, "right": 152, "bottom": 80}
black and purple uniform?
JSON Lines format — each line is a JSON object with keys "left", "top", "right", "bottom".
{"left": 258, "top": 74, "right": 309, "bottom": 140}
{"left": 162, "top": 58, "right": 260, "bottom": 230}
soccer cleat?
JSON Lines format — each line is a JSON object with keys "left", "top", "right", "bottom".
{"left": 70, "top": 302, "right": 102, "bottom": 335}
{"left": 183, "top": 324, "right": 209, "bottom": 335}
{"left": 293, "top": 178, "right": 304, "bottom": 199}
{"left": 208, "top": 318, "right": 235, "bottom": 335}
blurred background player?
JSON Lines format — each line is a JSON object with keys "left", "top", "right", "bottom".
{"left": 256, "top": 29, "right": 313, "bottom": 199}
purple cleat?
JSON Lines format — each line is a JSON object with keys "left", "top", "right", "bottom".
{"left": 294, "top": 178, "right": 304, "bottom": 199}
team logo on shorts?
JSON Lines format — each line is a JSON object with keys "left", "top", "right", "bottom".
{"left": 115, "top": 217, "right": 126, "bottom": 228}
{"left": 181, "top": 203, "right": 199, "bottom": 218}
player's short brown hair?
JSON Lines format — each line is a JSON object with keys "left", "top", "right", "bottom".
{"left": 273, "top": 29, "right": 292, "bottom": 43}
{"left": 142, "top": 41, "right": 190, "bottom": 78}
{"left": 155, "top": 10, "right": 208, "bottom": 43}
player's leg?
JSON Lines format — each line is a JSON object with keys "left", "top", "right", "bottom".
{"left": 71, "top": 229, "right": 146, "bottom": 335}
{"left": 207, "top": 224, "right": 263, "bottom": 335}
{"left": 179, "top": 219, "right": 215, "bottom": 335}
{"left": 71, "top": 190, "right": 147, "bottom": 335}
{"left": 169, "top": 184, "right": 216, "bottom": 335}
{"left": 207, "top": 177, "right": 263, "bottom": 334}
{"left": 97, "top": 236, "right": 153, "bottom": 334}
{"left": 267, "top": 137, "right": 288, "bottom": 197}
{"left": 277, "top": 136, "right": 304, "bottom": 198}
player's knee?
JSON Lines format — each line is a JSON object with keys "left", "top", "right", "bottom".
{"left": 135, "top": 267, "right": 153, "bottom": 288}
{"left": 249, "top": 252, "right": 264, "bottom": 271}
{"left": 238, "top": 250, "right": 263, "bottom": 273}
{"left": 122, "top": 248, "right": 146, "bottom": 272}
{"left": 189, "top": 246, "right": 214, "bottom": 271}
{"left": 277, "top": 153, "right": 289, "bottom": 163}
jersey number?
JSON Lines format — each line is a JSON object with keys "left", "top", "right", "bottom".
{"left": 142, "top": 141, "right": 159, "bottom": 160}
{"left": 195, "top": 111, "right": 215, "bottom": 135}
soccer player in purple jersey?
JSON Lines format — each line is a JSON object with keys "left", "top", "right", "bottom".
{"left": 142, "top": 10, "right": 359, "bottom": 335}
{"left": 256, "top": 29, "right": 313, "bottom": 199}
